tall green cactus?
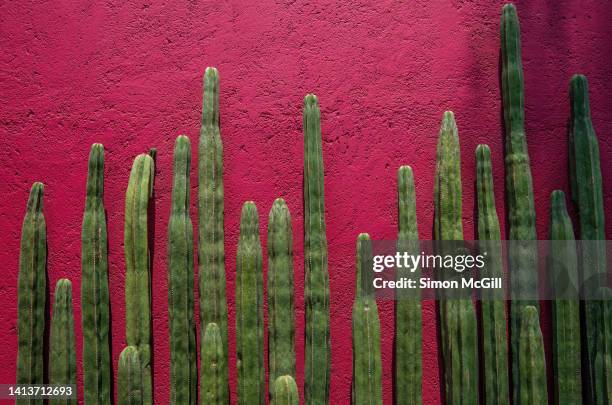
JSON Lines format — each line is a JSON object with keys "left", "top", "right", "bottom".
{"left": 49, "top": 279, "right": 76, "bottom": 405}
{"left": 352, "top": 233, "right": 382, "bottom": 405}
{"left": 198, "top": 66, "right": 229, "bottom": 404}
{"left": 201, "top": 323, "right": 225, "bottom": 405}
{"left": 272, "top": 376, "right": 299, "bottom": 405}
{"left": 124, "top": 153, "right": 154, "bottom": 404}
{"left": 475, "top": 144, "right": 509, "bottom": 405}
{"left": 268, "top": 198, "right": 296, "bottom": 398}
{"left": 118, "top": 346, "right": 143, "bottom": 405}
{"left": 81, "top": 143, "right": 111, "bottom": 405}
{"left": 303, "top": 93, "right": 331, "bottom": 405}
{"left": 548, "top": 190, "right": 582, "bottom": 404}
{"left": 592, "top": 287, "right": 612, "bottom": 403}
{"left": 517, "top": 306, "right": 547, "bottom": 404}
{"left": 500, "top": 5, "right": 539, "bottom": 401}
{"left": 434, "top": 112, "right": 478, "bottom": 404}
{"left": 168, "top": 136, "right": 197, "bottom": 405}
{"left": 568, "top": 74, "right": 609, "bottom": 404}
{"left": 235, "top": 202, "right": 265, "bottom": 405}
{"left": 16, "top": 182, "right": 46, "bottom": 402}
{"left": 394, "top": 165, "right": 422, "bottom": 404}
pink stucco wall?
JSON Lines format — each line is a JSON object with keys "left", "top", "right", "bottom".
{"left": 1, "top": 0, "right": 611, "bottom": 403}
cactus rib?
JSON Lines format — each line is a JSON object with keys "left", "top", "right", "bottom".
{"left": 118, "top": 346, "right": 143, "bottom": 405}
{"left": 50, "top": 279, "right": 76, "bottom": 405}
{"left": 273, "top": 376, "right": 299, "bottom": 405}
{"left": 517, "top": 306, "right": 547, "bottom": 404}
{"left": 201, "top": 323, "right": 225, "bottom": 405}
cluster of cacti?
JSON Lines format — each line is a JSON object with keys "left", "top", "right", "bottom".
{"left": 394, "top": 165, "right": 422, "bottom": 404}
{"left": 303, "top": 93, "right": 331, "bottom": 405}
{"left": 198, "top": 66, "right": 230, "bottom": 404}
{"left": 49, "top": 279, "right": 76, "bottom": 405}
{"left": 168, "top": 135, "right": 197, "bottom": 405}
{"left": 434, "top": 111, "right": 478, "bottom": 404}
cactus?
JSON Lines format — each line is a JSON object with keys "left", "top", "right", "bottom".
{"left": 267, "top": 198, "right": 296, "bottom": 398}
{"left": 124, "top": 153, "right": 154, "bottom": 404}
{"left": 235, "top": 202, "right": 265, "bottom": 405}
{"left": 434, "top": 112, "right": 478, "bottom": 404}
{"left": 592, "top": 287, "right": 612, "bottom": 404}
{"left": 198, "top": 66, "right": 229, "bottom": 404}
{"left": 352, "top": 233, "right": 382, "bottom": 405}
{"left": 475, "top": 144, "right": 509, "bottom": 405}
{"left": 394, "top": 165, "right": 422, "bottom": 404}
{"left": 168, "top": 136, "right": 197, "bottom": 405}
{"left": 16, "top": 182, "right": 46, "bottom": 400}
{"left": 303, "top": 93, "right": 331, "bottom": 405}
{"left": 548, "top": 190, "right": 582, "bottom": 404}
{"left": 517, "top": 306, "right": 547, "bottom": 404}
{"left": 118, "top": 346, "right": 143, "bottom": 405}
{"left": 81, "top": 143, "right": 111, "bottom": 405}
{"left": 273, "top": 376, "right": 299, "bottom": 405}
{"left": 201, "top": 323, "right": 225, "bottom": 405}
{"left": 49, "top": 279, "right": 76, "bottom": 405}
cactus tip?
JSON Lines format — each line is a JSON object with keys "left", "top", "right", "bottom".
{"left": 304, "top": 93, "right": 319, "bottom": 106}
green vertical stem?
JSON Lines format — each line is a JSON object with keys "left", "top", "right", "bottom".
{"left": 272, "top": 376, "right": 299, "bottom": 405}
{"left": 517, "top": 306, "right": 547, "bottom": 404}
{"left": 50, "top": 279, "right": 77, "bottom": 405}
{"left": 118, "top": 346, "right": 143, "bottom": 405}
{"left": 201, "top": 323, "right": 225, "bottom": 405}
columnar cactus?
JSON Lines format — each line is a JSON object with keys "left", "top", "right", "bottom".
{"left": 118, "top": 346, "right": 143, "bottom": 405}
{"left": 168, "top": 136, "right": 197, "bottom": 405}
{"left": 201, "top": 323, "right": 225, "bottom": 405}
{"left": 198, "top": 66, "right": 229, "bottom": 404}
{"left": 517, "top": 306, "right": 547, "bottom": 404}
{"left": 303, "top": 93, "right": 331, "bottom": 405}
{"left": 273, "top": 376, "right": 299, "bottom": 405}
{"left": 235, "top": 202, "right": 265, "bottom": 405}
{"left": 50, "top": 279, "right": 77, "bottom": 405}
{"left": 124, "top": 153, "right": 154, "bottom": 404}
{"left": 16, "top": 182, "right": 46, "bottom": 400}
{"left": 434, "top": 112, "right": 478, "bottom": 404}
{"left": 549, "top": 190, "right": 582, "bottom": 404}
{"left": 500, "top": 5, "right": 539, "bottom": 400}
{"left": 352, "top": 233, "right": 382, "bottom": 405}
{"left": 592, "top": 286, "right": 612, "bottom": 403}
{"left": 475, "top": 144, "right": 509, "bottom": 405}
{"left": 394, "top": 165, "right": 422, "bottom": 404}
{"left": 81, "top": 143, "right": 111, "bottom": 405}
{"left": 267, "top": 198, "right": 296, "bottom": 398}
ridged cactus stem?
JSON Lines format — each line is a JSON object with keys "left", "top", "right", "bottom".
{"left": 268, "top": 198, "right": 296, "bottom": 399}
{"left": 476, "top": 144, "right": 509, "bottom": 405}
{"left": 517, "top": 306, "right": 547, "bottom": 404}
{"left": 168, "top": 136, "right": 197, "bottom": 405}
{"left": 201, "top": 323, "right": 225, "bottom": 405}
{"left": 273, "top": 376, "right": 299, "bottom": 405}
{"left": 16, "top": 182, "right": 46, "bottom": 403}
{"left": 235, "top": 202, "right": 265, "bottom": 405}
{"left": 198, "top": 66, "right": 229, "bottom": 404}
{"left": 118, "top": 346, "right": 143, "bottom": 405}
{"left": 352, "top": 233, "right": 382, "bottom": 405}
{"left": 549, "top": 190, "right": 582, "bottom": 404}
{"left": 124, "top": 153, "right": 154, "bottom": 404}
{"left": 434, "top": 112, "right": 478, "bottom": 404}
{"left": 49, "top": 279, "right": 76, "bottom": 405}
{"left": 394, "top": 166, "right": 422, "bottom": 404}
{"left": 81, "top": 143, "right": 111, "bottom": 405}
{"left": 303, "top": 93, "right": 331, "bottom": 405}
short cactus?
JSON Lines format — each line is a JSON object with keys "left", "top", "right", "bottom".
{"left": 272, "top": 376, "right": 299, "bottom": 405}
{"left": 50, "top": 279, "right": 76, "bottom": 405}
{"left": 118, "top": 346, "right": 143, "bottom": 405}
{"left": 517, "top": 306, "right": 547, "bottom": 404}
{"left": 201, "top": 323, "right": 225, "bottom": 405}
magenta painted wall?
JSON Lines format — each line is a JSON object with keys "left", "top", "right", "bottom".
{"left": 1, "top": 0, "right": 611, "bottom": 403}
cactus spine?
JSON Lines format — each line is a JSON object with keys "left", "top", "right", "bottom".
{"left": 500, "top": 5, "right": 539, "bottom": 401}
{"left": 476, "top": 144, "right": 509, "bottom": 405}
{"left": 303, "top": 93, "right": 331, "bottom": 405}
{"left": 568, "top": 74, "right": 609, "bottom": 404}
{"left": 352, "top": 233, "right": 382, "bottom": 405}
{"left": 434, "top": 112, "right": 478, "bottom": 404}
{"left": 235, "top": 202, "right": 265, "bottom": 405}
{"left": 268, "top": 198, "right": 296, "bottom": 398}
{"left": 118, "top": 346, "right": 143, "bottom": 405}
{"left": 168, "top": 136, "right": 197, "bottom": 405}
{"left": 16, "top": 182, "right": 46, "bottom": 402}
{"left": 198, "top": 66, "right": 229, "bottom": 404}
{"left": 201, "top": 323, "right": 225, "bottom": 405}
{"left": 81, "top": 143, "right": 111, "bottom": 405}
{"left": 124, "top": 153, "right": 154, "bottom": 404}
{"left": 49, "top": 279, "right": 76, "bottom": 405}
{"left": 549, "top": 190, "right": 582, "bottom": 404}
{"left": 272, "top": 376, "right": 299, "bottom": 405}
{"left": 394, "top": 166, "right": 422, "bottom": 404}
{"left": 517, "top": 306, "right": 547, "bottom": 404}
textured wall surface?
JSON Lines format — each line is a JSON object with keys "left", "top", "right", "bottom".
{"left": 1, "top": 0, "right": 611, "bottom": 403}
